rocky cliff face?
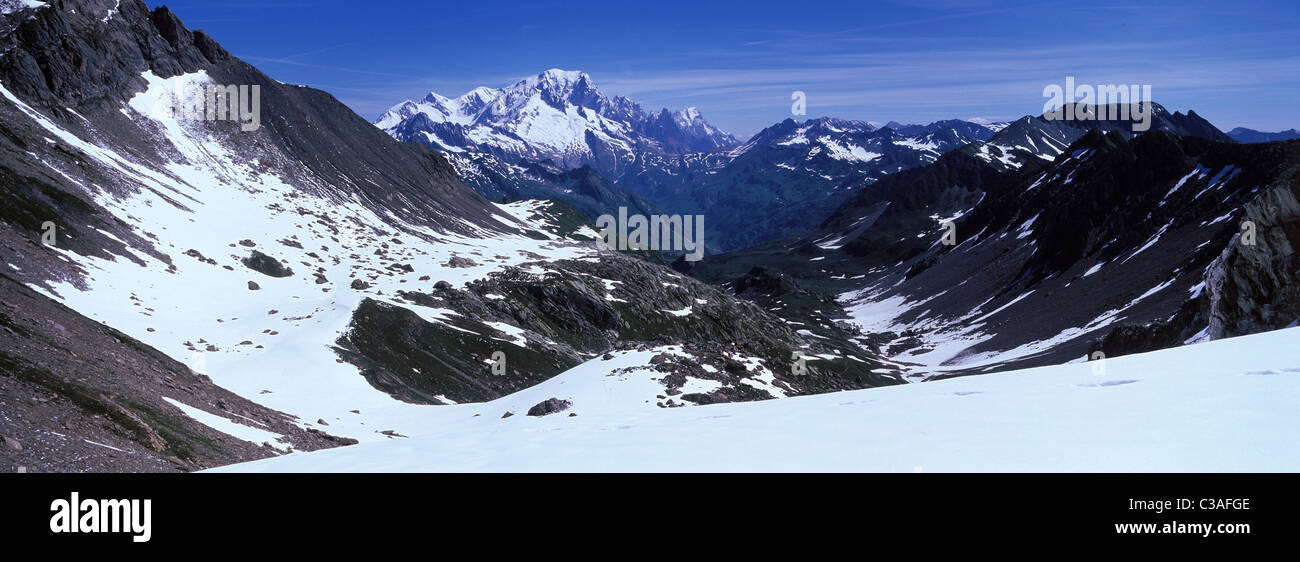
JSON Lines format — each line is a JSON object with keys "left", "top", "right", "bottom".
{"left": 1091, "top": 142, "right": 1300, "bottom": 358}
{"left": 1206, "top": 178, "right": 1300, "bottom": 337}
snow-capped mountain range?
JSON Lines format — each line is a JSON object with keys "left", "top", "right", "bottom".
{"left": 377, "top": 69, "right": 737, "bottom": 175}
{"left": 615, "top": 117, "right": 1004, "bottom": 251}
{"left": 378, "top": 74, "right": 1011, "bottom": 252}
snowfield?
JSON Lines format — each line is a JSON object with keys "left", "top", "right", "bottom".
{"left": 2, "top": 73, "right": 602, "bottom": 445}
{"left": 213, "top": 326, "right": 1300, "bottom": 472}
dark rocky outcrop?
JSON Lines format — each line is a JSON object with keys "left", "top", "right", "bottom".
{"left": 242, "top": 250, "right": 293, "bottom": 278}
{"left": 526, "top": 398, "right": 571, "bottom": 417}
{"left": 1204, "top": 181, "right": 1300, "bottom": 338}
{"left": 444, "top": 256, "right": 478, "bottom": 268}
{"left": 335, "top": 251, "right": 901, "bottom": 405}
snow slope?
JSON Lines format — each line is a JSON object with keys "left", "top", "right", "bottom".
{"left": 3, "top": 72, "right": 602, "bottom": 445}
{"left": 213, "top": 326, "right": 1300, "bottom": 472}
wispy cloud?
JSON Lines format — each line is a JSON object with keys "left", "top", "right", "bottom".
{"left": 582, "top": 30, "right": 1300, "bottom": 137}
{"left": 183, "top": 0, "right": 1299, "bottom": 134}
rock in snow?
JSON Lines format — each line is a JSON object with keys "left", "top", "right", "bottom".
{"left": 526, "top": 398, "right": 572, "bottom": 417}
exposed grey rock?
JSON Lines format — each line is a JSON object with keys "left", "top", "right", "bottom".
{"left": 242, "top": 251, "right": 293, "bottom": 278}
{"left": 526, "top": 398, "right": 572, "bottom": 417}
{"left": 444, "top": 256, "right": 478, "bottom": 268}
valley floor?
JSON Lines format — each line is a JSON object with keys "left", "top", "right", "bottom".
{"left": 211, "top": 326, "right": 1300, "bottom": 472}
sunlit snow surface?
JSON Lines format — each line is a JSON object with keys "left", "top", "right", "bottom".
{"left": 216, "top": 327, "right": 1300, "bottom": 472}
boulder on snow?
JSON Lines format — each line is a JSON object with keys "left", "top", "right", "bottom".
{"left": 242, "top": 250, "right": 293, "bottom": 278}
{"left": 444, "top": 256, "right": 478, "bottom": 268}
{"left": 526, "top": 398, "right": 572, "bottom": 417}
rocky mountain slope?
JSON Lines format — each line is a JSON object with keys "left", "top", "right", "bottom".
{"left": 693, "top": 112, "right": 1299, "bottom": 380}
{"left": 0, "top": 272, "right": 352, "bottom": 472}
{"left": 443, "top": 152, "right": 660, "bottom": 221}
{"left": 619, "top": 117, "right": 1001, "bottom": 252}
{"left": 338, "top": 238, "right": 900, "bottom": 407}
{"left": 968, "top": 103, "right": 1235, "bottom": 171}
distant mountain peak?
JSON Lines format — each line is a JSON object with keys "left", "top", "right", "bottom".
{"left": 673, "top": 106, "right": 703, "bottom": 123}
{"left": 376, "top": 69, "right": 738, "bottom": 171}
{"left": 1227, "top": 127, "right": 1300, "bottom": 143}
{"left": 534, "top": 67, "right": 589, "bottom": 84}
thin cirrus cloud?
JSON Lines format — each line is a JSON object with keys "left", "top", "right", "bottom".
{"left": 586, "top": 35, "right": 1300, "bottom": 138}
{"left": 188, "top": 0, "right": 1297, "bottom": 137}
{"left": 324, "top": 31, "right": 1297, "bottom": 139}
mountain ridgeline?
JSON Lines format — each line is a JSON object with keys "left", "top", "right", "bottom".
{"left": 376, "top": 74, "right": 1013, "bottom": 252}
{"left": 692, "top": 108, "right": 1299, "bottom": 379}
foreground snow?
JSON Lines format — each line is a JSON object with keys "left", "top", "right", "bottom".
{"left": 212, "top": 326, "right": 1300, "bottom": 472}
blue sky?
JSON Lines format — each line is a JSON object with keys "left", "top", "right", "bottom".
{"left": 154, "top": 0, "right": 1298, "bottom": 139}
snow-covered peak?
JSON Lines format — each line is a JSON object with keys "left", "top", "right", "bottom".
{"left": 674, "top": 106, "right": 703, "bottom": 125}
{"left": 376, "top": 86, "right": 502, "bottom": 129}
{"left": 978, "top": 121, "right": 1010, "bottom": 133}
{"left": 530, "top": 68, "right": 592, "bottom": 89}
{"left": 460, "top": 86, "right": 499, "bottom": 103}
{"left": 419, "top": 91, "right": 452, "bottom": 105}
{"left": 375, "top": 69, "right": 739, "bottom": 173}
